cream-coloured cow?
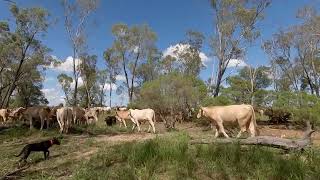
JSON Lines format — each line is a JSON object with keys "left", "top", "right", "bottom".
{"left": 197, "top": 104, "right": 258, "bottom": 138}
{"left": 56, "top": 107, "right": 73, "bottom": 133}
{"left": 129, "top": 108, "right": 156, "bottom": 133}
{"left": 9, "top": 107, "right": 26, "bottom": 121}
{"left": 115, "top": 109, "right": 130, "bottom": 128}
{"left": 84, "top": 108, "right": 99, "bottom": 124}
{"left": 72, "top": 107, "right": 87, "bottom": 124}
{"left": 0, "top": 109, "right": 10, "bottom": 124}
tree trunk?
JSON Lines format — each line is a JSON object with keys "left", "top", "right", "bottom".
{"left": 213, "top": 70, "right": 223, "bottom": 97}
{"left": 129, "top": 52, "right": 140, "bottom": 102}
{"left": 72, "top": 47, "right": 78, "bottom": 106}
{"left": 85, "top": 83, "right": 91, "bottom": 108}
{"left": 109, "top": 82, "right": 112, "bottom": 107}
{"left": 99, "top": 87, "right": 104, "bottom": 107}
{"left": 0, "top": 36, "right": 34, "bottom": 108}
{"left": 121, "top": 53, "right": 130, "bottom": 103}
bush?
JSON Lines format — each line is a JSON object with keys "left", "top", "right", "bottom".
{"left": 271, "top": 92, "right": 320, "bottom": 126}
{"left": 133, "top": 72, "right": 207, "bottom": 127}
{"left": 201, "top": 96, "right": 234, "bottom": 106}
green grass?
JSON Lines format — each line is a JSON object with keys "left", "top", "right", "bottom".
{"left": 1, "top": 119, "right": 320, "bottom": 180}
{"left": 74, "top": 132, "right": 320, "bottom": 180}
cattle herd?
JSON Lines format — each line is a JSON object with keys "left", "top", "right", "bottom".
{"left": 0, "top": 104, "right": 259, "bottom": 138}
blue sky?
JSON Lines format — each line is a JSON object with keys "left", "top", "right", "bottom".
{"left": 1, "top": 0, "right": 319, "bottom": 106}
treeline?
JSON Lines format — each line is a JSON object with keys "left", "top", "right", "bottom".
{"left": 1, "top": 1, "right": 320, "bottom": 125}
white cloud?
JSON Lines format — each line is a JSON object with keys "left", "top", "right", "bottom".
{"left": 70, "top": 77, "right": 84, "bottom": 88}
{"left": 227, "top": 59, "right": 247, "bottom": 68}
{"left": 163, "top": 43, "right": 210, "bottom": 64}
{"left": 133, "top": 46, "right": 139, "bottom": 53}
{"left": 49, "top": 56, "right": 81, "bottom": 72}
{"left": 41, "top": 88, "right": 65, "bottom": 106}
{"left": 116, "top": 75, "right": 126, "bottom": 81}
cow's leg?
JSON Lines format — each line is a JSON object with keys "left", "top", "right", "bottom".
{"left": 147, "top": 124, "right": 151, "bottom": 132}
{"left": 40, "top": 115, "right": 44, "bottom": 130}
{"left": 216, "top": 120, "right": 229, "bottom": 138}
{"left": 236, "top": 128, "right": 246, "bottom": 138}
{"left": 213, "top": 124, "right": 220, "bottom": 138}
{"left": 57, "top": 116, "right": 62, "bottom": 131}
{"left": 149, "top": 119, "right": 156, "bottom": 133}
{"left": 132, "top": 122, "right": 136, "bottom": 131}
{"left": 135, "top": 120, "right": 141, "bottom": 132}
{"left": 29, "top": 117, "right": 33, "bottom": 130}
{"left": 57, "top": 117, "right": 64, "bottom": 134}
{"left": 123, "top": 119, "right": 127, "bottom": 128}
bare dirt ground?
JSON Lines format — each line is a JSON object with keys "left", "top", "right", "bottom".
{"left": 93, "top": 122, "right": 320, "bottom": 146}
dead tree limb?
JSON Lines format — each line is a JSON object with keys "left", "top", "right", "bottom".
{"left": 0, "top": 165, "right": 30, "bottom": 180}
{"left": 190, "top": 121, "right": 315, "bottom": 151}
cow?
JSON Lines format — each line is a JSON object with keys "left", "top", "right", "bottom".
{"left": 56, "top": 107, "right": 73, "bottom": 133}
{"left": 21, "top": 107, "right": 51, "bottom": 130}
{"left": 84, "top": 108, "right": 99, "bottom": 124}
{"left": 197, "top": 104, "right": 259, "bottom": 138}
{"left": 72, "top": 107, "right": 87, "bottom": 125}
{"left": 48, "top": 105, "right": 63, "bottom": 125}
{"left": 115, "top": 109, "right": 130, "bottom": 128}
{"left": 0, "top": 109, "right": 10, "bottom": 124}
{"left": 9, "top": 107, "right": 26, "bottom": 122}
{"left": 128, "top": 108, "right": 156, "bottom": 133}
{"left": 99, "top": 107, "right": 111, "bottom": 114}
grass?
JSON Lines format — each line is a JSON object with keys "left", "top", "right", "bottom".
{"left": 1, "top": 117, "right": 320, "bottom": 180}
{"left": 74, "top": 132, "right": 320, "bottom": 180}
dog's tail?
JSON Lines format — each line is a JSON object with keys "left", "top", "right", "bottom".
{"left": 15, "top": 147, "right": 25, "bottom": 157}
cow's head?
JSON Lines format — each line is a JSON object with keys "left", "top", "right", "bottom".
{"left": 10, "top": 107, "right": 26, "bottom": 117}
{"left": 196, "top": 107, "right": 203, "bottom": 119}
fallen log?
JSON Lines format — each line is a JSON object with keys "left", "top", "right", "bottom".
{"left": 0, "top": 165, "right": 30, "bottom": 180}
{"left": 190, "top": 122, "right": 315, "bottom": 151}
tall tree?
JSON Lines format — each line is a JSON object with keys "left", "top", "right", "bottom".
{"left": 103, "top": 48, "right": 120, "bottom": 107}
{"left": 225, "top": 66, "right": 271, "bottom": 106}
{"left": 57, "top": 73, "right": 73, "bottom": 105}
{"left": 96, "top": 70, "right": 108, "bottom": 106}
{"left": 136, "top": 47, "right": 161, "bottom": 85}
{"left": 263, "top": 6, "right": 320, "bottom": 95}
{"left": 61, "top": 0, "right": 99, "bottom": 106}
{"left": 79, "top": 54, "right": 97, "bottom": 108}
{"left": 0, "top": 5, "right": 50, "bottom": 108}
{"left": 111, "top": 23, "right": 157, "bottom": 102}
{"left": 210, "top": 0, "right": 270, "bottom": 97}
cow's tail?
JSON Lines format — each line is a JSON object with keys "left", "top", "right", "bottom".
{"left": 153, "top": 112, "right": 156, "bottom": 123}
{"left": 249, "top": 106, "right": 259, "bottom": 136}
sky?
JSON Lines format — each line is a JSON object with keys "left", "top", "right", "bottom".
{"left": 1, "top": 0, "right": 319, "bottom": 106}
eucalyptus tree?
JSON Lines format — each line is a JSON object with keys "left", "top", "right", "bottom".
{"left": 61, "top": 0, "right": 99, "bottom": 106}
{"left": 110, "top": 23, "right": 157, "bottom": 102}
{"left": 210, "top": 0, "right": 270, "bottom": 97}
{"left": 0, "top": 5, "right": 50, "bottom": 108}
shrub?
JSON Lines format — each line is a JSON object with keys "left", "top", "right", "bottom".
{"left": 133, "top": 72, "right": 207, "bottom": 127}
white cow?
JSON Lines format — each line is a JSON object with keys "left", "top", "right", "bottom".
{"left": 0, "top": 109, "right": 10, "bottom": 124}
{"left": 197, "top": 104, "right": 259, "bottom": 138}
{"left": 84, "top": 108, "right": 99, "bottom": 124}
{"left": 56, "top": 107, "right": 73, "bottom": 133}
{"left": 129, "top": 108, "right": 156, "bottom": 133}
